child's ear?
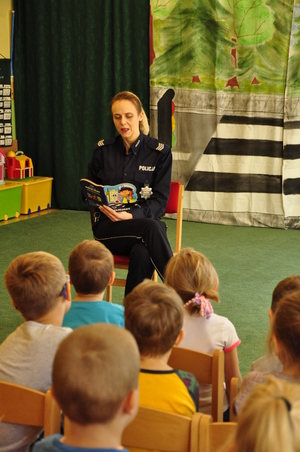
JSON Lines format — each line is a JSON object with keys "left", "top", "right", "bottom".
{"left": 174, "top": 329, "right": 185, "bottom": 346}
{"left": 65, "top": 282, "right": 71, "bottom": 302}
{"left": 122, "top": 387, "right": 139, "bottom": 416}
{"left": 11, "top": 299, "right": 19, "bottom": 311}
{"left": 272, "top": 334, "right": 281, "bottom": 357}
{"left": 268, "top": 308, "right": 273, "bottom": 324}
{"left": 108, "top": 271, "right": 115, "bottom": 286}
{"left": 50, "top": 386, "right": 59, "bottom": 405}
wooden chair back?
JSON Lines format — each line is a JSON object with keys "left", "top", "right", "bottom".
{"left": 122, "top": 406, "right": 211, "bottom": 452}
{"left": 0, "top": 381, "right": 61, "bottom": 436}
{"left": 106, "top": 181, "right": 184, "bottom": 301}
{"left": 229, "top": 376, "right": 240, "bottom": 421}
{"left": 199, "top": 414, "right": 237, "bottom": 451}
{"left": 168, "top": 347, "right": 224, "bottom": 422}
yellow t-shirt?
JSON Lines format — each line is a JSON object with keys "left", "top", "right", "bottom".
{"left": 139, "top": 368, "right": 199, "bottom": 416}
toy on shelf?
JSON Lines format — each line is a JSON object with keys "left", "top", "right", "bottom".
{"left": 0, "top": 148, "right": 5, "bottom": 185}
{"left": 5, "top": 150, "right": 33, "bottom": 180}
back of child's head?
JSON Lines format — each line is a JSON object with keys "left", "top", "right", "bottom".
{"left": 234, "top": 376, "right": 300, "bottom": 452}
{"left": 124, "top": 279, "right": 184, "bottom": 357}
{"left": 271, "top": 275, "right": 300, "bottom": 312}
{"left": 164, "top": 247, "right": 219, "bottom": 316}
{"left": 68, "top": 240, "right": 113, "bottom": 294}
{"left": 4, "top": 251, "right": 66, "bottom": 320}
{"left": 52, "top": 323, "right": 139, "bottom": 425}
{"left": 271, "top": 291, "right": 300, "bottom": 367}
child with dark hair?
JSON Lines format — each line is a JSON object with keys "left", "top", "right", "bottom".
{"left": 250, "top": 275, "right": 300, "bottom": 372}
{"left": 234, "top": 290, "right": 300, "bottom": 415}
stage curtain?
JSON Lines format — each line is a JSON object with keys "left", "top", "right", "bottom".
{"left": 150, "top": 0, "right": 300, "bottom": 229}
{"left": 13, "top": 0, "right": 149, "bottom": 209}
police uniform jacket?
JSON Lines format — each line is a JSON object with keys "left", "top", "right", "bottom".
{"left": 87, "top": 132, "right": 172, "bottom": 222}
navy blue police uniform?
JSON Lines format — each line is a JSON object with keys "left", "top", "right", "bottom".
{"left": 87, "top": 132, "right": 173, "bottom": 295}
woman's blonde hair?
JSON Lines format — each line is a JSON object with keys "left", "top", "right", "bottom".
{"left": 234, "top": 376, "right": 300, "bottom": 452}
{"left": 110, "top": 91, "right": 150, "bottom": 135}
{"left": 164, "top": 247, "right": 219, "bottom": 316}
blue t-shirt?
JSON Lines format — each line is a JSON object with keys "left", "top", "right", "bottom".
{"left": 33, "top": 434, "right": 129, "bottom": 451}
{"left": 62, "top": 301, "right": 124, "bottom": 329}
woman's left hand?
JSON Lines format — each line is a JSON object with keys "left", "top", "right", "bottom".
{"left": 99, "top": 205, "right": 133, "bottom": 221}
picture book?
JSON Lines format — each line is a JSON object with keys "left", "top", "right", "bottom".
{"left": 80, "top": 178, "right": 137, "bottom": 212}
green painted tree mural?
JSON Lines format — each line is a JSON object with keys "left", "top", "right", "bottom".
{"left": 151, "top": 0, "right": 296, "bottom": 94}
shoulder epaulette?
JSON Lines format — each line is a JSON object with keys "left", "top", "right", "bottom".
{"left": 95, "top": 138, "right": 115, "bottom": 149}
{"left": 147, "top": 137, "right": 165, "bottom": 152}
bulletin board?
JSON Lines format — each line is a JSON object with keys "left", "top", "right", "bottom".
{"left": 0, "top": 59, "right": 12, "bottom": 147}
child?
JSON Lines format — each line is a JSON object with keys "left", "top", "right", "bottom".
{"left": 250, "top": 275, "right": 300, "bottom": 372}
{"left": 62, "top": 240, "right": 124, "bottom": 329}
{"left": 234, "top": 290, "right": 300, "bottom": 415}
{"left": 164, "top": 247, "right": 241, "bottom": 419}
{"left": 0, "top": 251, "right": 72, "bottom": 452}
{"left": 33, "top": 323, "right": 140, "bottom": 451}
{"left": 232, "top": 376, "right": 300, "bottom": 452}
{"left": 124, "top": 280, "right": 199, "bottom": 417}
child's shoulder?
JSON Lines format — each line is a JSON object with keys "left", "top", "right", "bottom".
{"left": 174, "top": 369, "right": 199, "bottom": 386}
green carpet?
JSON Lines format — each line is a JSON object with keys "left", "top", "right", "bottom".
{"left": 1, "top": 209, "right": 300, "bottom": 377}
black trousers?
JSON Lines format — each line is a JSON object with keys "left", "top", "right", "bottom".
{"left": 93, "top": 217, "right": 173, "bottom": 295}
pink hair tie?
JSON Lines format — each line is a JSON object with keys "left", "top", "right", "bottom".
{"left": 185, "top": 293, "right": 213, "bottom": 319}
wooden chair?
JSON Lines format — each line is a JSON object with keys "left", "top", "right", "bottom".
{"left": 198, "top": 414, "right": 237, "bottom": 452}
{"left": 229, "top": 376, "right": 240, "bottom": 421}
{"left": 106, "top": 181, "right": 184, "bottom": 301}
{"left": 168, "top": 347, "right": 225, "bottom": 422}
{"left": 122, "top": 405, "right": 211, "bottom": 452}
{"left": 0, "top": 381, "right": 61, "bottom": 436}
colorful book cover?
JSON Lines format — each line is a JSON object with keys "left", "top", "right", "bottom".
{"left": 80, "top": 178, "right": 137, "bottom": 212}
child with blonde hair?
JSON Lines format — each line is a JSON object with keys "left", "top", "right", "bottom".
{"left": 232, "top": 376, "right": 300, "bottom": 452}
{"left": 234, "top": 290, "right": 300, "bottom": 415}
{"left": 124, "top": 280, "right": 199, "bottom": 417}
{"left": 62, "top": 240, "right": 124, "bottom": 329}
{"left": 0, "top": 251, "right": 72, "bottom": 451}
{"left": 33, "top": 323, "right": 140, "bottom": 451}
{"left": 164, "top": 247, "right": 241, "bottom": 420}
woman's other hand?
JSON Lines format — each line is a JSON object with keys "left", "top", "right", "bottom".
{"left": 99, "top": 205, "right": 133, "bottom": 221}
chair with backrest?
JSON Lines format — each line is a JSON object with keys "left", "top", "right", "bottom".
{"left": 0, "top": 381, "right": 61, "bottom": 436}
{"left": 106, "top": 181, "right": 184, "bottom": 302}
{"left": 168, "top": 347, "right": 225, "bottom": 422}
{"left": 229, "top": 376, "right": 240, "bottom": 421}
{"left": 198, "top": 414, "right": 237, "bottom": 452}
{"left": 122, "top": 405, "right": 211, "bottom": 452}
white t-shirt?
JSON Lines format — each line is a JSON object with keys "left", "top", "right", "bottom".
{"left": 181, "top": 312, "right": 241, "bottom": 413}
{"left": 0, "top": 321, "right": 72, "bottom": 452}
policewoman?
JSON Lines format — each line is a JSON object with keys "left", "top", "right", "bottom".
{"left": 86, "top": 91, "right": 173, "bottom": 295}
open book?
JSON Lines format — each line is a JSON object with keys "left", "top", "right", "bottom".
{"left": 80, "top": 178, "right": 137, "bottom": 212}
